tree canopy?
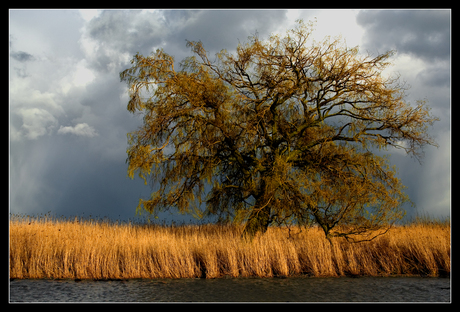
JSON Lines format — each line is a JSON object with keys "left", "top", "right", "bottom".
{"left": 120, "top": 20, "right": 438, "bottom": 241}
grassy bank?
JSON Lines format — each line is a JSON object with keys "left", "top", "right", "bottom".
{"left": 10, "top": 215, "right": 450, "bottom": 279}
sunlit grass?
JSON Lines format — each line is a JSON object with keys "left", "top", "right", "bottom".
{"left": 9, "top": 214, "right": 450, "bottom": 279}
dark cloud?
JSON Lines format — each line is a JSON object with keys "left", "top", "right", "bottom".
{"left": 61, "top": 9, "right": 287, "bottom": 221}
{"left": 355, "top": 10, "right": 451, "bottom": 135}
{"left": 416, "top": 61, "right": 450, "bottom": 88}
{"left": 357, "top": 10, "right": 450, "bottom": 62}
{"left": 83, "top": 10, "right": 168, "bottom": 74}
{"left": 87, "top": 10, "right": 166, "bottom": 54}
{"left": 9, "top": 9, "right": 449, "bottom": 222}
{"left": 84, "top": 9, "right": 288, "bottom": 73}
{"left": 164, "top": 10, "right": 288, "bottom": 52}
{"left": 10, "top": 51, "right": 34, "bottom": 62}
{"left": 352, "top": 10, "right": 450, "bottom": 218}
{"left": 9, "top": 9, "right": 291, "bottom": 221}
{"left": 10, "top": 135, "right": 151, "bottom": 220}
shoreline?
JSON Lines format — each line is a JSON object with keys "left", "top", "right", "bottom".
{"left": 10, "top": 273, "right": 451, "bottom": 282}
{"left": 10, "top": 217, "right": 450, "bottom": 280}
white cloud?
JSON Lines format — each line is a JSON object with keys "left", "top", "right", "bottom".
{"left": 313, "top": 10, "right": 365, "bottom": 48}
{"left": 74, "top": 60, "right": 95, "bottom": 86}
{"left": 57, "top": 123, "right": 98, "bottom": 137}
{"left": 10, "top": 80, "right": 65, "bottom": 140}
{"left": 58, "top": 59, "right": 96, "bottom": 94}
{"left": 17, "top": 107, "right": 58, "bottom": 140}
{"left": 78, "top": 9, "right": 102, "bottom": 22}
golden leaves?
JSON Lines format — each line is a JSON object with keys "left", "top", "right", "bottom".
{"left": 120, "top": 19, "right": 437, "bottom": 240}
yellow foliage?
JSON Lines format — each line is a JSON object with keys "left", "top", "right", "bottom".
{"left": 120, "top": 19, "right": 438, "bottom": 239}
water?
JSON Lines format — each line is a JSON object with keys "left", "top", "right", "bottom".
{"left": 10, "top": 277, "right": 450, "bottom": 303}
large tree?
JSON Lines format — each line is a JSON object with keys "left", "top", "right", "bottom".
{"left": 120, "top": 20, "right": 438, "bottom": 241}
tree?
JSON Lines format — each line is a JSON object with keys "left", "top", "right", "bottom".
{"left": 120, "top": 20, "right": 438, "bottom": 242}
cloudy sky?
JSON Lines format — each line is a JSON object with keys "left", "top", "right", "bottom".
{"left": 9, "top": 9, "right": 450, "bottom": 222}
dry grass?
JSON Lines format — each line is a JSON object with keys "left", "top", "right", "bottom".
{"left": 9, "top": 215, "right": 450, "bottom": 279}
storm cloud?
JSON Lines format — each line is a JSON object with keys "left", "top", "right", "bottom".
{"left": 357, "top": 10, "right": 450, "bottom": 62}
{"left": 357, "top": 10, "right": 451, "bottom": 217}
{"left": 11, "top": 51, "right": 34, "bottom": 62}
{"left": 9, "top": 9, "right": 450, "bottom": 221}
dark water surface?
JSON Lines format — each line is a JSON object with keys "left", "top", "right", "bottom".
{"left": 10, "top": 276, "right": 450, "bottom": 303}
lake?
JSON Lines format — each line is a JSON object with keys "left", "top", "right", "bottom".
{"left": 9, "top": 276, "right": 450, "bottom": 303}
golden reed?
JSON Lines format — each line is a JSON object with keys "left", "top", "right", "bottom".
{"left": 10, "top": 216, "right": 450, "bottom": 279}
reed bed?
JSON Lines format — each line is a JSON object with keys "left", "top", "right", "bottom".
{"left": 10, "top": 215, "right": 450, "bottom": 279}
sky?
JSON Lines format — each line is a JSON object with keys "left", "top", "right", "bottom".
{"left": 9, "top": 9, "right": 451, "bottom": 222}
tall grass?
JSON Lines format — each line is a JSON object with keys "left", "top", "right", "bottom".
{"left": 9, "top": 215, "right": 450, "bottom": 279}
